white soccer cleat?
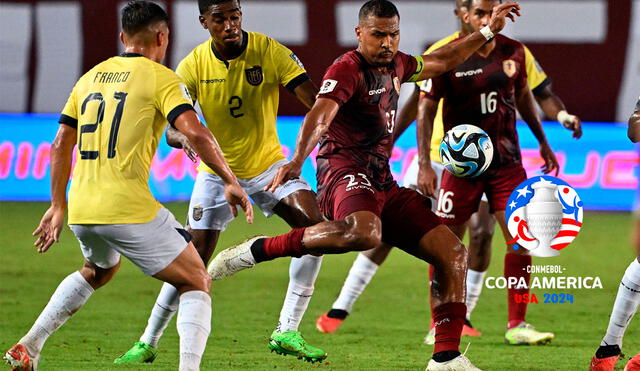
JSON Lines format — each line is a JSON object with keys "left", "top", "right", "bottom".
{"left": 424, "top": 327, "right": 436, "bottom": 345}
{"left": 426, "top": 355, "right": 482, "bottom": 371}
{"left": 207, "top": 236, "right": 265, "bottom": 280}
{"left": 504, "top": 322, "right": 554, "bottom": 345}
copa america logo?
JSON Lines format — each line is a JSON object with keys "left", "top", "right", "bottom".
{"left": 505, "top": 176, "right": 583, "bottom": 258}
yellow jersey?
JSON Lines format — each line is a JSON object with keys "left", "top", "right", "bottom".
{"left": 176, "top": 31, "right": 308, "bottom": 178}
{"left": 420, "top": 32, "right": 549, "bottom": 162}
{"left": 60, "top": 53, "right": 194, "bottom": 224}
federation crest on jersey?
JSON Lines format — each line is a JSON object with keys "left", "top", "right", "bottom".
{"left": 505, "top": 176, "right": 583, "bottom": 258}
{"left": 503, "top": 60, "right": 517, "bottom": 78}
{"left": 245, "top": 65, "right": 263, "bottom": 86}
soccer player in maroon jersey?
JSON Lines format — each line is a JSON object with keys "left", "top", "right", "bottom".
{"left": 208, "top": 0, "right": 521, "bottom": 369}
{"left": 417, "top": 0, "right": 558, "bottom": 345}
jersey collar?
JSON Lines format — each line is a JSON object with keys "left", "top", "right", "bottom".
{"left": 211, "top": 30, "right": 249, "bottom": 66}
{"left": 119, "top": 52, "right": 144, "bottom": 58}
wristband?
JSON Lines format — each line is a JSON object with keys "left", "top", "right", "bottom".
{"left": 480, "top": 26, "right": 495, "bottom": 41}
{"left": 557, "top": 110, "right": 576, "bottom": 124}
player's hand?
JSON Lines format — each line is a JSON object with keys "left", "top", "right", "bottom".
{"left": 181, "top": 138, "right": 198, "bottom": 163}
{"left": 489, "top": 2, "right": 521, "bottom": 33}
{"left": 562, "top": 115, "right": 582, "bottom": 139}
{"left": 539, "top": 143, "right": 559, "bottom": 175}
{"left": 32, "top": 205, "right": 65, "bottom": 253}
{"left": 417, "top": 166, "right": 438, "bottom": 199}
{"left": 182, "top": 138, "right": 198, "bottom": 163}
{"left": 223, "top": 182, "right": 254, "bottom": 224}
{"left": 265, "top": 161, "right": 302, "bottom": 193}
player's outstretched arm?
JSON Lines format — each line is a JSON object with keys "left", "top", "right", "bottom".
{"left": 165, "top": 126, "right": 198, "bottom": 162}
{"left": 33, "top": 124, "right": 77, "bottom": 253}
{"left": 392, "top": 85, "right": 420, "bottom": 144}
{"left": 418, "top": 2, "right": 520, "bottom": 81}
{"left": 292, "top": 79, "right": 319, "bottom": 109}
{"left": 266, "top": 98, "right": 340, "bottom": 192}
{"left": 628, "top": 99, "right": 640, "bottom": 143}
{"left": 415, "top": 94, "right": 439, "bottom": 198}
{"left": 534, "top": 84, "right": 582, "bottom": 139}
{"left": 173, "top": 110, "right": 253, "bottom": 223}
{"left": 516, "top": 86, "right": 559, "bottom": 175}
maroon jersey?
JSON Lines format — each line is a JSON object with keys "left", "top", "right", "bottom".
{"left": 316, "top": 50, "right": 422, "bottom": 190}
{"left": 423, "top": 34, "right": 528, "bottom": 168}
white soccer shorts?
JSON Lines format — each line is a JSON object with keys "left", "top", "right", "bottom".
{"left": 69, "top": 207, "right": 190, "bottom": 276}
{"left": 188, "top": 159, "right": 312, "bottom": 231}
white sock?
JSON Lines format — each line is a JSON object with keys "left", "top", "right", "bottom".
{"left": 332, "top": 253, "right": 379, "bottom": 313}
{"left": 177, "top": 290, "right": 211, "bottom": 371}
{"left": 601, "top": 259, "right": 640, "bottom": 347}
{"left": 19, "top": 271, "right": 94, "bottom": 357}
{"left": 275, "top": 255, "right": 323, "bottom": 333}
{"left": 466, "top": 269, "right": 487, "bottom": 321}
{"left": 140, "top": 283, "right": 180, "bottom": 347}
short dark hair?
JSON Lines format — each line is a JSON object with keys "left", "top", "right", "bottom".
{"left": 198, "top": 0, "right": 240, "bottom": 15}
{"left": 358, "top": 0, "right": 399, "bottom": 21}
{"left": 121, "top": 1, "right": 168, "bottom": 35}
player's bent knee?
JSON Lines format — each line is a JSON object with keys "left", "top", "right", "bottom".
{"left": 470, "top": 229, "right": 494, "bottom": 247}
{"left": 80, "top": 259, "right": 120, "bottom": 289}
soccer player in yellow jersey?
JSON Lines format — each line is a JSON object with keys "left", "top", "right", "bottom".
{"left": 116, "top": 0, "right": 327, "bottom": 363}
{"left": 315, "top": 0, "right": 582, "bottom": 338}
{"left": 3, "top": 3, "right": 252, "bottom": 371}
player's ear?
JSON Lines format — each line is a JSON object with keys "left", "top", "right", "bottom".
{"left": 119, "top": 32, "right": 125, "bottom": 46}
{"left": 199, "top": 15, "right": 207, "bottom": 29}
{"left": 355, "top": 26, "right": 362, "bottom": 42}
{"left": 462, "top": 10, "right": 470, "bottom": 24}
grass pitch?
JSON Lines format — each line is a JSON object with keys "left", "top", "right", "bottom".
{"left": 0, "top": 202, "right": 638, "bottom": 370}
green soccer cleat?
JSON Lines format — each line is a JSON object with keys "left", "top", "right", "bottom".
{"left": 268, "top": 331, "right": 327, "bottom": 363}
{"left": 113, "top": 341, "right": 158, "bottom": 364}
{"left": 504, "top": 322, "right": 554, "bottom": 345}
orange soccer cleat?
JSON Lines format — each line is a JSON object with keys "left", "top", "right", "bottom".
{"left": 3, "top": 344, "right": 35, "bottom": 371}
{"left": 624, "top": 354, "right": 640, "bottom": 371}
{"left": 461, "top": 320, "right": 482, "bottom": 337}
{"left": 590, "top": 354, "right": 620, "bottom": 371}
{"left": 316, "top": 313, "right": 345, "bottom": 334}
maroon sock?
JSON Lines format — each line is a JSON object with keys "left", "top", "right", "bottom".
{"left": 253, "top": 228, "right": 308, "bottom": 262}
{"left": 505, "top": 253, "right": 532, "bottom": 329}
{"left": 432, "top": 302, "right": 466, "bottom": 354}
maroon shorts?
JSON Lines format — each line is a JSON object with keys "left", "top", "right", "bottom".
{"left": 317, "top": 168, "right": 441, "bottom": 249}
{"left": 436, "top": 163, "right": 527, "bottom": 225}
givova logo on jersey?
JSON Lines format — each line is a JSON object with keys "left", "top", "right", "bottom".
{"left": 505, "top": 176, "right": 583, "bottom": 257}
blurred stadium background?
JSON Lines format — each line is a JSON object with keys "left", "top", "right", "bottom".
{"left": 1, "top": 0, "right": 639, "bottom": 370}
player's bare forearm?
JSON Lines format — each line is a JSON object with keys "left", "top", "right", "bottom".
{"left": 293, "top": 79, "right": 318, "bottom": 110}
{"left": 173, "top": 110, "right": 237, "bottom": 185}
{"left": 418, "top": 2, "right": 520, "bottom": 80}
{"left": 49, "top": 124, "right": 77, "bottom": 209}
{"left": 291, "top": 98, "right": 339, "bottom": 165}
{"left": 416, "top": 95, "right": 438, "bottom": 168}
{"left": 393, "top": 86, "right": 419, "bottom": 143}
{"left": 166, "top": 126, "right": 186, "bottom": 148}
{"left": 628, "top": 111, "right": 640, "bottom": 143}
{"left": 534, "top": 84, "right": 566, "bottom": 119}
{"left": 517, "top": 87, "right": 549, "bottom": 146}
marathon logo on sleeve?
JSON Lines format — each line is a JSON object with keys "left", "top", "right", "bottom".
{"left": 290, "top": 52, "right": 305, "bottom": 69}
{"left": 319, "top": 79, "right": 338, "bottom": 94}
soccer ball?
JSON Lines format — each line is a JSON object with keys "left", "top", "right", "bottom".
{"left": 439, "top": 124, "right": 493, "bottom": 178}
